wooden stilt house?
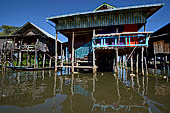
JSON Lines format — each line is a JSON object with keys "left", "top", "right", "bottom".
{"left": 6, "top": 22, "right": 62, "bottom": 70}
{"left": 47, "top": 3, "right": 164, "bottom": 73}
{"left": 148, "top": 22, "right": 170, "bottom": 69}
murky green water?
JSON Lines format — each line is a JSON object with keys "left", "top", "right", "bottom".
{"left": 0, "top": 69, "right": 170, "bottom": 113}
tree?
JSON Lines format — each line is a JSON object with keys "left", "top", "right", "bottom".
{"left": 0, "top": 25, "right": 20, "bottom": 36}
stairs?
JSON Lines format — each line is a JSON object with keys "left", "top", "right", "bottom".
{"left": 75, "top": 41, "right": 93, "bottom": 67}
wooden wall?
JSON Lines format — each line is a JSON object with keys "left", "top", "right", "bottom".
{"left": 153, "top": 40, "right": 170, "bottom": 54}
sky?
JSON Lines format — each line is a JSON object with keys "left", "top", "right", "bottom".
{"left": 0, "top": 0, "right": 170, "bottom": 42}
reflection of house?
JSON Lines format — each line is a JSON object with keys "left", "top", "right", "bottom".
{"left": 155, "top": 84, "right": 170, "bottom": 96}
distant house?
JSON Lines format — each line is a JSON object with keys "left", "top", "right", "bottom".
{"left": 149, "top": 22, "right": 170, "bottom": 55}
{"left": 147, "top": 22, "right": 170, "bottom": 68}
{"left": 0, "top": 22, "right": 63, "bottom": 68}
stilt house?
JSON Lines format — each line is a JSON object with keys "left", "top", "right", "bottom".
{"left": 47, "top": 3, "right": 164, "bottom": 72}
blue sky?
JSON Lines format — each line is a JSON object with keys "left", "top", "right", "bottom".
{"left": 0, "top": 0, "right": 169, "bottom": 42}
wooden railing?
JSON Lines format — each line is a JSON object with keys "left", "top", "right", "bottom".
{"left": 92, "top": 32, "right": 152, "bottom": 48}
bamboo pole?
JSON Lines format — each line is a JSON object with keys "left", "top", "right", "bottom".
{"left": 154, "top": 55, "right": 157, "bottom": 69}
{"left": 55, "top": 32, "right": 58, "bottom": 72}
{"left": 49, "top": 57, "right": 52, "bottom": 67}
{"left": 136, "top": 52, "right": 139, "bottom": 74}
{"left": 43, "top": 53, "right": 46, "bottom": 68}
{"left": 72, "top": 31, "right": 75, "bottom": 73}
{"left": 141, "top": 47, "right": 144, "bottom": 75}
{"left": 19, "top": 51, "right": 21, "bottom": 66}
{"left": 93, "top": 29, "right": 96, "bottom": 73}
{"left": 116, "top": 48, "right": 118, "bottom": 73}
{"left": 144, "top": 57, "right": 148, "bottom": 76}
{"left": 131, "top": 55, "right": 133, "bottom": 73}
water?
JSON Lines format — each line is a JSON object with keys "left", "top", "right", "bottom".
{"left": 0, "top": 69, "right": 170, "bottom": 113}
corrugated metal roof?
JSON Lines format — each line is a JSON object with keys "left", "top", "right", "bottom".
{"left": 47, "top": 3, "right": 164, "bottom": 20}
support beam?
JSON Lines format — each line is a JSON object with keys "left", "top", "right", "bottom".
{"left": 144, "top": 57, "right": 148, "bottom": 76}
{"left": 72, "top": 31, "right": 75, "bottom": 73}
{"left": 141, "top": 47, "right": 144, "bottom": 75}
{"left": 93, "top": 29, "right": 96, "bottom": 73}
{"left": 19, "top": 51, "right": 21, "bottom": 66}
{"left": 154, "top": 55, "right": 157, "bottom": 69}
{"left": 43, "top": 53, "right": 46, "bottom": 68}
{"left": 136, "top": 52, "right": 139, "bottom": 74}
{"left": 49, "top": 57, "right": 52, "bottom": 67}
{"left": 131, "top": 55, "right": 133, "bottom": 73}
{"left": 55, "top": 32, "right": 58, "bottom": 72}
{"left": 34, "top": 50, "right": 38, "bottom": 68}
{"left": 116, "top": 48, "right": 118, "bottom": 73}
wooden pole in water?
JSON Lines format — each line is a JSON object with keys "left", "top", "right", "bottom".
{"left": 125, "top": 54, "right": 127, "bottom": 70}
{"left": 165, "top": 55, "right": 167, "bottom": 69}
{"left": 34, "top": 49, "right": 38, "bottom": 68}
{"left": 141, "top": 47, "right": 144, "bottom": 75}
{"left": 131, "top": 54, "right": 133, "bottom": 73}
{"left": 136, "top": 52, "right": 139, "bottom": 74}
{"left": 55, "top": 32, "right": 58, "bottom": 72}
{"left": 26, "top": 46, "right": 29, "bottom": 66}
{"left": 43, "top": 53, "right": 46, "bottom": 68}
{"left": 122, "top": 55, "right": 124, "bottom": 69}
{"left": 154, "top": 54, "right": 157, "bottom": 69}
{"left": 93, "top": 29, "right": 96, "bottom": 73}
{"left": 61, "top": 43, "right": 63, "bottom": 66}
{"left": 19, "top": 51, "right": 21, "bottom": 66}
{"left": 71, "top": 31, "right": 75, "bottom": 73}
{"left": 61, "top": 49, "right": 64, "bottom": 67}
{"left": 116, "top": 48, "right": 118, "bottom": 73}
{"left": 49, "top": 57, "right": 52, "bottom": 67}
{"left": 144, "top": 57, "right": 148, "bottom": 76}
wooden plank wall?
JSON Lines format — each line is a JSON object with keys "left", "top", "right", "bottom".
{"left": 153, "top": 40, "right": 170, "bottom": 54}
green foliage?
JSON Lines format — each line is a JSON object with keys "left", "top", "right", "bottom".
{"left": 0, "top": 25, "right": 20, "bottom": 36}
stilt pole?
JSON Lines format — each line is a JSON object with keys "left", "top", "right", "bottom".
{"left": 141, "top": 47, "right": 144, "bottom": 75}
{"left": 136, "top": 52, "right": 139, "bottom": 74}
{"left": 93, "top": 29, "right": 96, "bottom": 73}
{"left": 144, "top": 57, "right": 148, "bottom": 76}
{"left": 71, "top": 31, "right": 75, "bottom": 73}
{"left": 43, "top": 53, "right": 46, "bottom": 68}
{"left": 131, "top": 55, "right": 133, "bottom": 73}
{"left": 55, "top": 32, "right": 58, "bottom": 72}
{"left": 154, "top": 54, "right": 157, "bottom": 69}
{"left": 116, "top": 48, "right": 118, "bottom": 73}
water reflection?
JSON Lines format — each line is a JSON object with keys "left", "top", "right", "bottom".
{"left": 0, "top": 69, "right": 169, "bottom": 113}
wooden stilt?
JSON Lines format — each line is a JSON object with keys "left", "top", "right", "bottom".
{"left": 72, "top": 31, "right": 75, "bottom": 73}
{"left": 144, "top": 57, "right": 148, "bottom": 76}
{"left": 55, "top": 32, "right": 58, "bottom": 72}
{"left": 19, "top": 51, "right": 21, "bottom": 66}
{"left": 93, "top": 29, "right": 96, "bottom": 73}
{"left": 122, "top": 56, "right": 124, "bottom": 69}
{"left": 131, "top": 55, "right": 133, "bottom": 73}
{"left": 26, "top": 47, "right": 29, "bottom": 66}
{"left": 49, "top": 57, "right": 52, "bottom": 67}
{"left": 125, "top": 54, "right": 127, "bottom": 70}
{"left": 116, "top": 48, "right": 118, "bottom": 73}
{"left": 136, "top": 52, "right": 139, "bottom": 74}
{"left": 34, "top": 50, "right": 38, "bottom": 68}
{"left": 43, "top": 53, "right": 46, "bottom": 68}
{"left": 154, "top": 55, "right": 157, "bottom": 69}
{"left": 61, "top": 49, "right": 64, "bottom": 66}
{"left": 141, "top": 47, "right": 144, "bottom": 75}
{"left": 61, "top": 43, "right": 63, "bottom": 66}
{"left": 165, "top": 55, "right": 168, "bottom": 68}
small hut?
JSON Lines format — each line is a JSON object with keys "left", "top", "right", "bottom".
{"left": 0, "top": 22, "right": 63, "bottom": 70}
{"left": 148, "top": 22, "right": 170, "bottom": 68}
